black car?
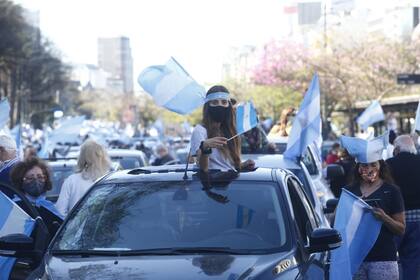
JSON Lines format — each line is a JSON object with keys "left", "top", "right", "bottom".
{"left": 0, "top": 166, "right": 341, "bottom": 279}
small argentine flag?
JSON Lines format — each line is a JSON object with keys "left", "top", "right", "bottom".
{"left": 0, "top": 98, "right": 10, "bottom": 129}
{"left": 0, "top": 191, "right": 35, "bottom": 280}
{"left": 236, "top": 101, "right": 259, "bottom": 135}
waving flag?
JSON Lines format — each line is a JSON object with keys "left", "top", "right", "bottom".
{"left": 0, "top": 191, "right": 35, "bottom": 280}
{"left": 138, "top": 57, "right": 206, "bottom": 115}
{"left": 414, "top": 98, "right": 420, "bottom": 132}
{"left": 356, "top": 100, "right": 385, "bottom": 131}
{"left": 284, "top": 74, "right": 321, "bottom": 160}
{"left": 236, "top": 101, "right": 258, "bottom": 135}
{"left": 0, "top": 99, "right": 10, "bottom": 129}
{"left": 330, "top": 189, "right": 382, "bottom": 280}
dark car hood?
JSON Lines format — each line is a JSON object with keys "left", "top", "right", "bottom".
{"left": 46, "top": 252, "right": 298, "bottom": 280}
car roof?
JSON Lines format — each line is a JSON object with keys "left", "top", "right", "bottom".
{"left": 47, "top": 159, "right": 77, "bottom": 167}
{"left": 99, "top": 165, "right": 283, "bottom": 184}
{"left": 267, "top": 136, "right": 288, "bottom": 143}
{"left": 242, "top": 154, "right": 301, "bottom": 170}
{"left": 107, "top": 149, "right": 146, "bottom": 157}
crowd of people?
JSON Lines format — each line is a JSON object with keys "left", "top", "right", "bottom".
{"left": 0, "top": 83, "right": 419, "bottom": 279}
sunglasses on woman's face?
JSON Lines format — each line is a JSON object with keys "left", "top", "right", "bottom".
{"left": 208, "top": 99, "right": 229, "bottom": 107}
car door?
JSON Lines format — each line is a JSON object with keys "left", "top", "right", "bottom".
{"left": 285, "top": 176, "right": 328, "bottom": 279}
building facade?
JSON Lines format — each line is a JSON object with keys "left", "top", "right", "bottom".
{"left": 97, "top": 37, "right": 134, "bottom": 94}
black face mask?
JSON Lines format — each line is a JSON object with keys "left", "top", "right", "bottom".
{"left": 22, "top": 180, "right": 45, "bottom": 197}
{"left": 208, "top": 106, "right": 231, "bottom": 123}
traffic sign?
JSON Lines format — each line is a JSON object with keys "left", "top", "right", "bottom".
{"left": 397, "top": 74, "right": 420, "bottom": 84}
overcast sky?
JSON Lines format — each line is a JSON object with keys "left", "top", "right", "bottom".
{"left": 14, "top": 0, "right": 291, "bottom": 87}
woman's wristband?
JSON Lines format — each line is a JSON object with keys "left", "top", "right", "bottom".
{"left": 200, "top": 141, "right": 212, "bottom": 155}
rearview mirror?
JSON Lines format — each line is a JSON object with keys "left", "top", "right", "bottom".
{"left": 0, "top": 233, "right": 34, "bottom": 251}
{"left": 306, "top": 228, "right": 342, "bottom": 254}
{"left": 324, "top": 198, "right": 339, "bottom": 214}
{"left": 326, "top": 164, "right": 345, "bottom": 180}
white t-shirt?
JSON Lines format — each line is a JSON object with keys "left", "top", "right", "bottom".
{"left": 55, "top": 173, "right": 95, "bottom": 216}
{"left": 190, "top": 124, "right": 236, "bottom": 171}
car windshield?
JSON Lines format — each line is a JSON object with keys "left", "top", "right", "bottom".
{"left": 111, "top": 156, "right": 144, "bottom": 169}
{"left": 52, "top": 180, "right": 289, "bottom": 254}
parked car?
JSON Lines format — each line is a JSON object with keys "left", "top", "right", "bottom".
{"left": 46, "top": 159, "right": 78, "bottom": 202}
{"left": 4, "top": 166, "right": 341, "bottom": 279}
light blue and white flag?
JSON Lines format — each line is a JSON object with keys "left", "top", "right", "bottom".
{"left": 356, "top": 100, "right": 385, "bottom": 131}
{"left": 0, "top": 191, "right": 35, "bottom": 280}
{"left": 0, "top": 99, "right": 10, "bottom": 129}
{"left": 340, "top": 132, "right": 388, "bottom": 163}
{"left": 284, "top": 74, "right": 322, "bottom": 160}
{"left": 49, "top": 115, "right": 85, "bottom": 145}
{"left": 414, "top": 98, "right": 420, "bottom": 132}
{"left": 236, "top": 101, "right": 259, "bottom": 135}
{"left": 138, "top": 57, "right": 206, "bottom": 115}
{"left": 330, "top": 189, "right": 382, "bottom": 280}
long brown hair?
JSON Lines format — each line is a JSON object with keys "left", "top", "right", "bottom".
{"left": 202, "top": 85, "right": 241, "bottom": 170}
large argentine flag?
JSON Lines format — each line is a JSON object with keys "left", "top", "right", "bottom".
{"left": 284, "top": 74, "right": 321, "bottom": 160}
{"left": 0, "top": 192, "right": 35, "bottom": 280}
{"left": 236, "top": 101, "right": 258, "bottom": 135}
{"left": 0, "top": 98, "right": 10, "bottom": 129}
{"left": 356, "top": 100, "right": 385, "bottom": 131}
{"left": 330, "top": 189, "right": 382, "bottom": 280}
{"left": 138, "top": 57, "right": 206, "bottom": 115}
{"left": 414, "top": 98, "right": 420, "bottom": 132}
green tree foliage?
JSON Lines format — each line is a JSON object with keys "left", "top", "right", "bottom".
{"left": 0, "top": 0, "right": 74, "bottom": 127}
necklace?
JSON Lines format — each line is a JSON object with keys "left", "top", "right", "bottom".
{"left": 360, "top": 179, "right": 383, "bottom": 198}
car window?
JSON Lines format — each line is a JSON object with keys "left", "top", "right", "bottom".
{"left": 289, "top": 168, "right": 315, "bottom": 207}
{"left": 48, "top": 167, "right": 74, "bottom": 197}
{"left": 286, "top": 177, "right": 317, "bottom": 246}
{"left": 302, "top": 147, "right": 318, "bottom": 176}
{"left": 53, "top": 181, "right": 290, "bottom": 253}
{"left": 111, "top": 156, "right": 144, "bottom": 169}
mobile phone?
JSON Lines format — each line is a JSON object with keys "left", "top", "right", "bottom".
{"left": 364, "top": 198, "right": 381, "bottom": 208}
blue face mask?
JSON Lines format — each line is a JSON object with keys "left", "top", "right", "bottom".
{"left": 22, "top": 180, "right": 45, "bottom": 197}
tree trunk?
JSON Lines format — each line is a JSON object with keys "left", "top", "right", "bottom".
{"left": 9, "top": 68, "right": 17, "bottom": 128}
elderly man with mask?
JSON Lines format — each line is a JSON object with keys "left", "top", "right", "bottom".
{"left": 386, "top": 135, "right": 420, "bottom": 280}
{"left": 0, "top": 134, "right": 19, "bottom": 186}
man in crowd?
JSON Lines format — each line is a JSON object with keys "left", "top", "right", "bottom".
{"left": 386, "top": 135, "right": 420, "bottom": 280}
{"left": 0, "top": 135, "right": 20, "bottom": 200}
{"left": 152, "top": 144, "right": 174, "bottom": 166}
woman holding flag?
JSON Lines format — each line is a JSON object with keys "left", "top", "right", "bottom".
{"left": 340, "top": 133, "right": 405, "bottom": 280}
{"left": 190, "top": 85, "right": 254, "bottom": 172}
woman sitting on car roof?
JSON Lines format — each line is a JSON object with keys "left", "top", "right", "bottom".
{"left": 190, "top": 85, "right": 254, "bottom": 172}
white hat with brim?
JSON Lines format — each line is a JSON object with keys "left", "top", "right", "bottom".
{"left": 340, "top": 131, "right": 389, "bottom": 163}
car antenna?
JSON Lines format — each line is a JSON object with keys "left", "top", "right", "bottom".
{"left": 183, "top": 149, "right": 192, "bottom": 180}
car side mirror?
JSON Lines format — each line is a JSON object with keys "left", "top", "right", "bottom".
{"left": 323, "top": 198, "right": 339, "bottom": 214}
{"left": 326, "top": 164, "right": 345, "bottom": 180}
{"left": 306, "top": 228, "right": 342, "bottom": 254}
{"left": 0, "top": 233, "right": 34, "bottom": 251}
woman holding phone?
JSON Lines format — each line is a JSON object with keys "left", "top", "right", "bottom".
{"left": 341, "top": 133, "right": 405, "bottom": 280}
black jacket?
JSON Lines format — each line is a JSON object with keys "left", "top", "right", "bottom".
{"left": 386, "top": 152, "right": 420, "bottom": 210}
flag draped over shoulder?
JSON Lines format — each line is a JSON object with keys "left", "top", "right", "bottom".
{"left": 284, "top": 74, "right": 322, "bottom": 160}
{"left": 0, "top": 99, "right": 10, "bottom": 129}
{"left": 329, "top": 189, "right": 382, "bottom": 280}
{"left": 235, "top": 101, "right": 259, "bottom": 135}
{"left": 0, "top": 192, "right": 35, "bottom": 280}
{"left": 356, "top": 100, "right": 385, "bottom": 131}
{"left": 138, "top": 57, "right": 206, "bottom": 115}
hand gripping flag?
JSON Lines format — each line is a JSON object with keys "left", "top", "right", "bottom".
{"left": 138, "top": 57, "right": 206, "bottom": 115}
{"left": 329, "top": 189, "right": 382, "bottom": 280}
{"left": 356, "top": 100, "right": 385, "bottom": 131}
{"left": 284, "top": 74, "right": 322, "bottom": 160}
{"left": 235, "top": 101, "right": 259, "bottom": 135}
{"left": 0, "top": 191, "right": 35, "bottom": 280}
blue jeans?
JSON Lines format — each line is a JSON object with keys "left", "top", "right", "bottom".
{"left": 395, "top": 221, "right": 420, "bottom": 280}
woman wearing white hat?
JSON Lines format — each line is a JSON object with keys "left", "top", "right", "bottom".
{"left": 341, "top": 133, "right": 405, "bottom": 280}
